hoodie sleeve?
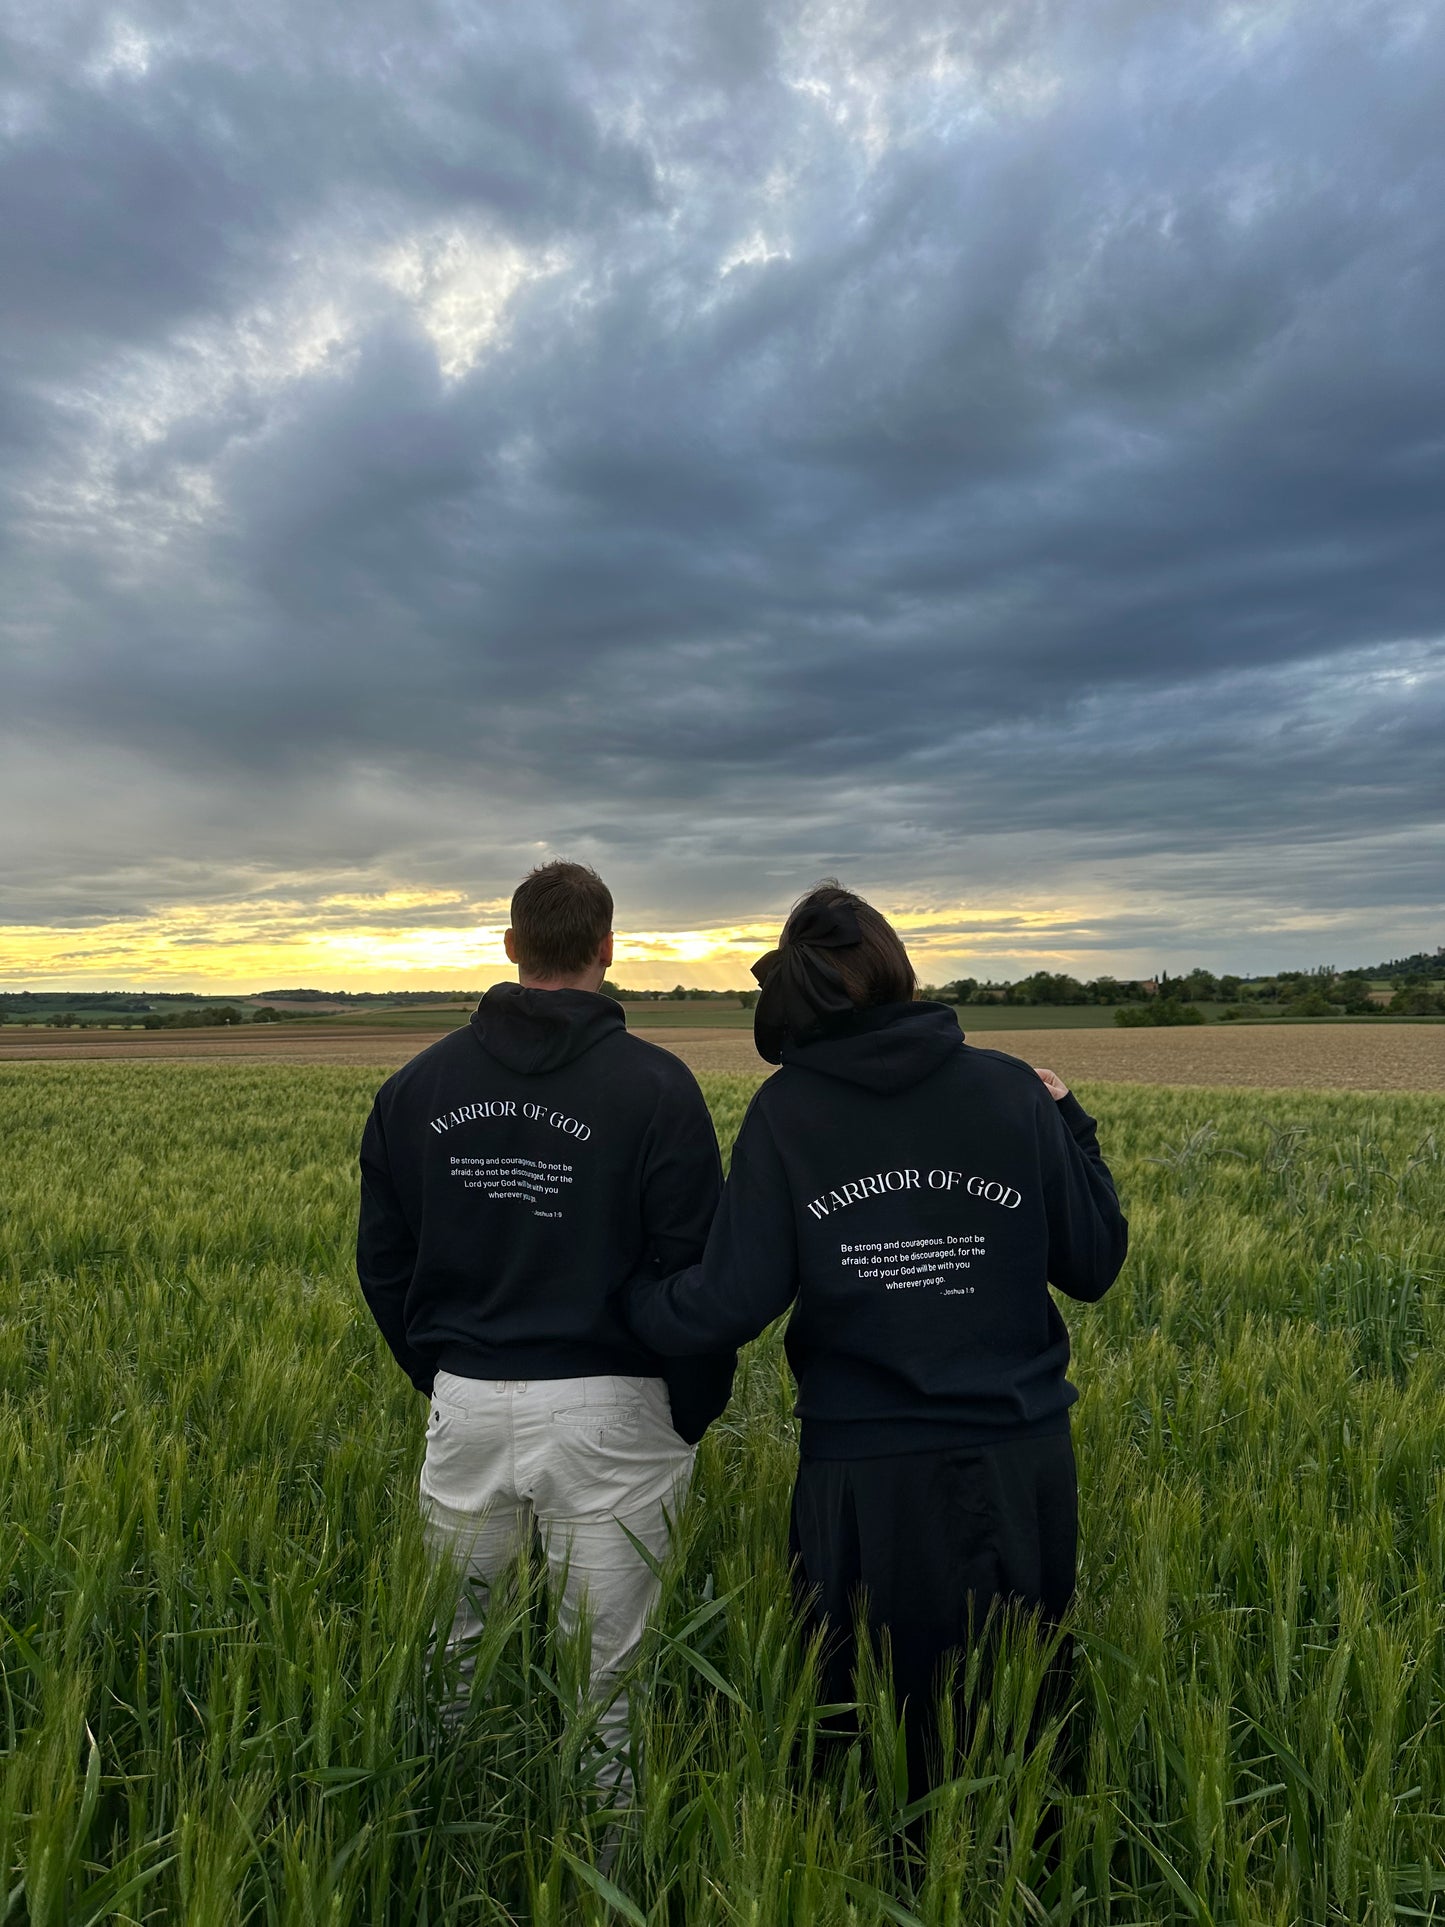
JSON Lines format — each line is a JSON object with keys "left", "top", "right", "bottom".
{"left": 626, "top": 1097, "right": 799, "bottom": 1356}
{"left": 357, "top": 1096, "right": 434, "bottom": 1393}
{"left": 1041, "top": 1090, "right": 1128, "bottom": 1304}
{"left": 636, "top": 1068, "right": 738, "bottom": 1442}
{"left": 639, "top": 1067, "right": 724, "bottom": 1270}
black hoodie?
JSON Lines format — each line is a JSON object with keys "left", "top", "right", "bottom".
{"left": 623, "top": 1002, "right": 1127, "bottom": 1457}
{"left": 357, "top": 983, "right": 735, "bottom": 1443}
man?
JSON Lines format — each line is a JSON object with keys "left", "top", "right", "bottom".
{"left": 357, "top": 860, "right": 734, "bottom": 1802}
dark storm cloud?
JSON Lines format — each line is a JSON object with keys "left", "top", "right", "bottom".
{"left": 1, "top": 1, "right": 656, "bottom": 365}
{"left": 2, "top": 0, "right": 1443, "bottom": 969}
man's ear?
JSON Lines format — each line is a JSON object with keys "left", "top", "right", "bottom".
{"left": 599, "top": 932, "right": 615, "bottom": 969}
{"left": 504, "top": 928, "right": 518, "bottom": 964}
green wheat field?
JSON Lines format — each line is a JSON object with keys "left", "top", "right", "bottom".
{"left": 2, "top": 1063, "right": 1442, "bottom": 1924}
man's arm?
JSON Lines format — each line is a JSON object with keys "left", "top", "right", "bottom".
{"left": 627, "top": 1098, "right": 799, "bottom": 1357}
{"left": 356, "top": 1098, "right": 434, "bottom": 1392}
{"left": 1038, "top": 1084, "right": 1128, "bottom": 1304}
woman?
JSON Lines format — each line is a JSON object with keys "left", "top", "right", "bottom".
{"left": 623, "top": 883, "right": 1127, "bottom": 1795}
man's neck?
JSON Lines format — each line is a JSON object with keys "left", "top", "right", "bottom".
{"left": 516, "top": 973, "right": 603, "bottom": 994}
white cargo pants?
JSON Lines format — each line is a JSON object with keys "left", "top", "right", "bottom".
{"left": 419, "top": 1370, "right": 693, "bottom": 1803}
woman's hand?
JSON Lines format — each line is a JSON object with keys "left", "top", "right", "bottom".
{"left": 1034, "top": 1066, "right": 1069, "bottom": 1101}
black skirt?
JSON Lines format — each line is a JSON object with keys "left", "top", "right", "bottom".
{"left": 789, "top": 1427, "right": 1078, "bottom": 1795}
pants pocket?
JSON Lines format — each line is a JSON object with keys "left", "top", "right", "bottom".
{"left": 548, "top": 1376, "right": 673, "bottom": 1441}
{"left": 540, "top": 1384, "right": 691, "bottom": 1517}
{"left": 430, "top": 1368, "right": 481, "bottom": 1412}
{"left": 547, "top": 1404, "right": 643, "bottom": 1445}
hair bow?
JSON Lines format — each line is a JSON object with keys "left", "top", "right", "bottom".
{"left": 751, "top": 900, "right": 863, "bottom": 1063}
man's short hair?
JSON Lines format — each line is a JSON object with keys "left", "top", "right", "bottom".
{"left": 510, "top": 862, "right": 614, "bottom": 977}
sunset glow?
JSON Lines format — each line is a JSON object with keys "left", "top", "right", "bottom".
{"left": 0, "top": 895, "right": 1121, "bottom": 994}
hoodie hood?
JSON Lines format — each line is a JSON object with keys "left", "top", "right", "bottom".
{"left": 779, "top": 1000, "right": 964, "bottom": 1093}
{"left": 470, "top": 982, "right": 625, "bottom": 1076}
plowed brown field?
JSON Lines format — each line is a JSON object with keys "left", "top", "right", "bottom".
{"left": 4, "top": 1020, "right": 1444, "bottom": 1088}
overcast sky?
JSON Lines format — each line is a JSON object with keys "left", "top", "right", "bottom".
{"left": 3, "top": 0, "right": 1442, "bottom": 989}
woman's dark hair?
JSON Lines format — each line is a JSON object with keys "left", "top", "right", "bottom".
{"left": 509, "top": 861, "right": 613, "bottom": 976}
{"left": 782, "top": 882, "right": 916, "bottom": 1009}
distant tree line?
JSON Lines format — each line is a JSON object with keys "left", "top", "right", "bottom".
{"left": 255, "top": 988, "right": 479, "bottom": 1003}
{"left": 1, "top": 991, "right": 181, "bottom": 1011}
{"left": 16, "top": 1004, "right": 252, "bottom": 1031}
{"left": 140, "top": 1006, "right": 246, "bottom": 1029}
{"left": 1338, "top": 949, "right": 1445, "bottom": 981}
{"left": 923, "top": 969, "right": 1235, "bottom": 1006}
{"left": 601, "top": 983, "right": 759, "bottom": 1007}
{"left": 4, "top": 947, "right": 1441, "bottom": 1026}
{"left": 1113, "top": 1000, "right": 1206, "bottom": 1028}
{"left": 914, "top": 964, "right": 1443, "bottom": 1019}
{"left": 1212, "top": 967, "right": 1445, "bottom": 1018}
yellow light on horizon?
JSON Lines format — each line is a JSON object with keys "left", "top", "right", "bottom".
{"left": 0, "top": 892, "right": 1121, "bottom": 992}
